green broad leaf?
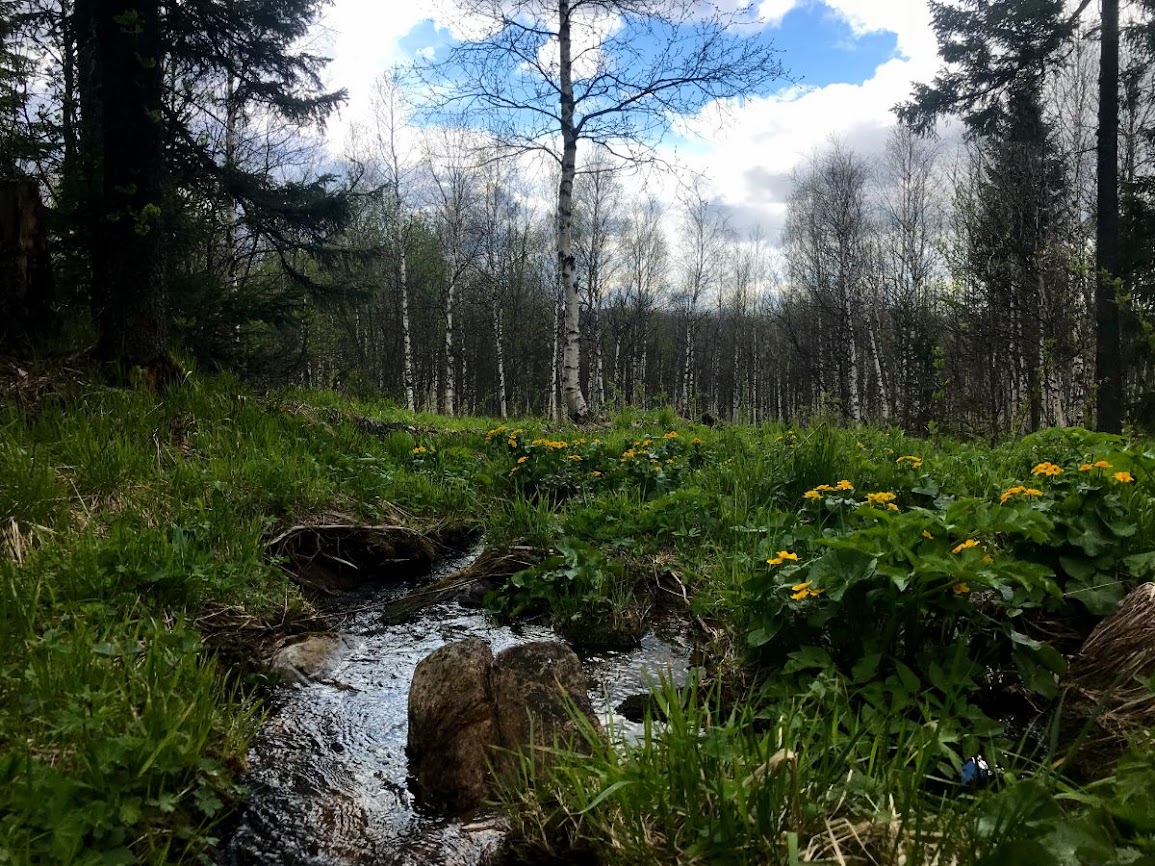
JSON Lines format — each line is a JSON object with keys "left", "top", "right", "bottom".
{"left": 1013, "top": 640, "right": 1066, "bottom": 698}
{"left": 1064, "top": 576, "right": 1126, "bottom": 616}
{"left": 1058, "top": 555, "right": 1097, "bottom": 581}
{"left": 894, "top": 661, "right": 920, "bottom": 694}
{"left": 1123, "top": 550, "right": 1155, "bottom": 578}
{"left": 1105, "top": 518, "right": 1137, "bottom": 539}
{"left": 1010, "top": 630, "right": 1043, "bottom": 650}
{"left": 783, "top": 645, "right": 832, "bottom": 673}
{"left": 194, "top": 786, "right": 224, "bottom": 817}
{"left": 747, "top": 625, "right": 778, "bottom": 648}
{"left": 118, "top": 799, "right": 142, "bottom": 826}
{"left": 851, "top": 652, "right": 882, "bottom": 684}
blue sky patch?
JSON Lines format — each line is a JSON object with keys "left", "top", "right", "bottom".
{"left": 772, "top": 3, "right": 899, "bottom": 90}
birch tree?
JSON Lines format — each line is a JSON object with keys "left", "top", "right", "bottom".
{"left": 418, "top": 0, "right": 786, "bottom": 420}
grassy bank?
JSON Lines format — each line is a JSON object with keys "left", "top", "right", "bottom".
{"left": 2, "top": 368, "right": 1154, "bottom": 864}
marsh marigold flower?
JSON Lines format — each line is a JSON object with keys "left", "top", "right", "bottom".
{"left": 866, "top": 491, "right": 897, "bottom": 505}
{"left": 767, "top": 550, "right": 799, "bottom": 566}
{"left": 804, "top": 489, "right": 822, "bottom": 501}
{"left": 1031, "top": 462, "right": 1063, "bottom": 477}
{"left": 1114, "top": 471, "right": 1135, "bottom": 483}
{"left": 953, "top": 582, "right": 971, "bottom": 594}
{"left": 789, "top": 581, "right": 824, "bottom": 600}
{"left": 952, "top": 538, "right": 980, "bottom": 554}
{"left": 836, "top": 479, "right": 854, "bottom": 491}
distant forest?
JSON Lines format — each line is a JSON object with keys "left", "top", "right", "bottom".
{"left": 2, "top": 0, "right": 1154, "bottom": 438}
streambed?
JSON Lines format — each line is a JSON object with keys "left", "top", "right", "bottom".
{"left": 221, "top": 553, "right": 690, "bottom": 866}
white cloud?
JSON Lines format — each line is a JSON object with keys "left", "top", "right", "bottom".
{"left": 317, "top": 0, "right": 942, "bottom": 247}
{"left": 758, "top": 0, "right": 801, "bottom": 27}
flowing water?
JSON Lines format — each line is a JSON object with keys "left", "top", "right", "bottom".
{"left": 221, "top": 553, "right": 690, "bottom": 866}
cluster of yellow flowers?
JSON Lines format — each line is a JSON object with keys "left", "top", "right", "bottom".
{"left": 865, "top": 491, "right": 900, "bottom": 510}
{"left": 663, "top": 431, "right": 679, "bottom": 439}
{"left": 1030, "top": 459, "right": 1134, "bottom": 484}
{"left": 531, "top": 438, "right": 569, "bottom": 450}
{"left": 895, "top": 455, "right": 923, "bottom": 469}
{"left": 1079, "top": 460, "right": 1113, "bottom": 471}
{"left": 803, "top": 479, "right": 855, "bottom": 500}
{"left": 411, "top": 445, "right": 434, "bottom": 456}
{"left": 1000, "top": 485, "right": 1043, "bottom": 504}
{"left": 766, "top": 549, "right": 799, "bottom": 566}
{"left": 789, "top": 581, "right": 824, "bottom": 600}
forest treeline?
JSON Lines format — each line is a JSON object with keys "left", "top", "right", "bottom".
{"left": 2, "top": 0, "right": 1155, "bottom": 438}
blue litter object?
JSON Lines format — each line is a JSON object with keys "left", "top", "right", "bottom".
{"left": 961, "top": 754, "right": 997, "bottom": 787}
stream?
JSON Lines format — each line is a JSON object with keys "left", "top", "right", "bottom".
{"left": 221, "top": 552, "right": 691, "bottom": 866}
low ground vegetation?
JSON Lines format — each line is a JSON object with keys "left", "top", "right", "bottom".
{"left": 2, "top": 367, "right": 1154, "bottom": 864}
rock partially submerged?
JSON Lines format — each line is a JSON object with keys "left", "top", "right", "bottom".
{"left": 268, "top": 633, "right": 356, "bottom": 685}
{"left": 407, "top": 640, "right": 600, "bottom": 814}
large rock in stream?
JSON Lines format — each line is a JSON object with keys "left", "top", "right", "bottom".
{"left": 407, "top": 639, "right": 600, "bottom": 813}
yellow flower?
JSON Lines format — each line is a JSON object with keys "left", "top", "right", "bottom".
{"left": 485, "top": 425, "right": 507, "bottom": 442}
{"left": 663, "top": 431, "right": 679, "bottom": 439}
{"left": 1095, "top": 460, "right": 1112, "bottom": 469}
{"left": 1079, "top": 464, "right": 1093, "bottom": 472}
{"left": 591, "top": 470, "right": 602, "bottom": 477}
{"left": 887, "top": 503, "right": 900, "bottom": 511}
{"left": 866, "top": 491, "right": 897, "bottom": 504}
{"left": 411, "top": 446, "right": 427, "bottom": 455}
{"left": 621, "top": 448, "right": 637, "bottom": 460}
{"left": 953, "top": 582, "right": 971, "bottom": 594}
{"left": 804, "top": 489, "right": 822, "bottom": 501}
{"left": 1114, "top": 471, "right": 1135, "bottom": 483}
{"left": 1000, "top": 485, "right": 1025, "bottom": 503}
{"left": 691, "top": 437, "right": 703, "bottom": 446}
{"left": 517, "top": 455, "right": 529, "bottom": 464}
{"left": 1001, "top": 485, "right": 1046, "bottom": 504}
{"left": 1031, "top": 462, "right": 1063, "bottom": 477}
{"left": 788, "top": 580, "right": 823, "bottom": 600}
{"left": 981, "top": 555, "right": 993, "bottom": 564}
{"left": 568, "top": 454, "right": 583, "bottom": 461}
{"left": 767, "top": 549, "right": 796, "bottom": 566}
{"left": 896, "top": 455, "right": 923, "bottom": 469}
{"left": 509, "top": 466, "right": 519, "bottom": 475}
{"left": 952, "top": 539, "right": 980, "bottom": 555}
{"left": 921, "top": 530, "right": 934, "bottom": 539}
{"left": 836, "top": 480, "right": 854, "bottom": 491}
{"left": 816, "top": 484, "right": 834, "bottom": 492}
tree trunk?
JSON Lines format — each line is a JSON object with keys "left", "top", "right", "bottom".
{"left": 443, "top": 266, "right": 457, "bottom": 417}
{"left": 493, "top": 298, "right": 508, "bottom": 418}
{"left": 0, "top": 180, "right": 56, "bottom": 351}
{"left": 1095, "top": 0, "right": 1122, "bottom": 433}
{"left": 88, "top": 0, "right": 171, "bottom": 376}
{"left": 549, "top": 281, "right": 562, "bottom": 420}
{"left": 557, "top": 0, "right": 589, "bottom": 421}
{"left": 397, "top": 202, "right": 416, "bottom": 412}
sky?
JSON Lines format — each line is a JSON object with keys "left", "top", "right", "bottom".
{"left": 317, "top": 0, "right": 944, "bottom": 243}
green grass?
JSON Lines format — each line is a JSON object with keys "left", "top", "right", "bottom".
{"left": 3, "top": 370, "right": 1155, "bottom": 864}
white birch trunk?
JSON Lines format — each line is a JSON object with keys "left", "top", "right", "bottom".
{"left": 557, "top": 0, "right": 589, "bottom": 420}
